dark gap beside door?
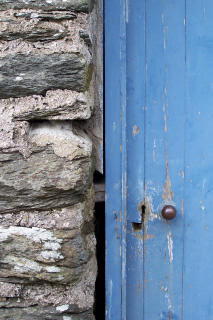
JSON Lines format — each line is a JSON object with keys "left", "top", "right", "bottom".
{"left": 94, "top": 171, "right": 105, "bottom": 319}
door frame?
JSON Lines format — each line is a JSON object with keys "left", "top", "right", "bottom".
{"left": 105, "top": 1, "right": 128, "bottom": 319}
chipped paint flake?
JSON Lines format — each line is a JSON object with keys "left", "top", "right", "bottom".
{"left": 112, "top": 121, "right": 116, "bottom": 131}
{"left": 180, "top": 170, "right": 184, "bottom": 178}
{"left": 163, "top": 26, "right": 168, "bottom": 49}
{"left": 164, "top": 114, "right": 167, "bottom": 133}
{"left": 132, "top": 124, "right": 140, "bottom": 136}
{"left": 161, "top": 13, "right": 165, "bottom": 24}
{"left": 181, "top": 199, "right": 184, "bottom": 216}
{"left": 108, "top": 280, "right": 113, "bottom": 319}
{"left": 167, "top": 231, "right": 173, "bottom": 264}
{"left": 144, "top": 234, "right": 154, "bottom": 240}
{"left": 165, "top": 286, "right": 172, "bottom": 310}
{"left": 126, "top": 0, "right": 129, "bottom": 23}
{"left": 153, "top": 139, "right": 157, "bottom": 161}
{"left": 162, "top": 159, "right": 174, "bottom": 201}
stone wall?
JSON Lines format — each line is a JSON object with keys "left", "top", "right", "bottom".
{"left": 0, "top": 0, "right": 100, "bottom": 319}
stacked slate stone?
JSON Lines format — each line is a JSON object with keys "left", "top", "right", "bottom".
{"left": 0, "top": 1, "right": 96, "bottom": 319}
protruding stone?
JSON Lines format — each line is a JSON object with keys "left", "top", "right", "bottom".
{"left": 0, "top": 306, "right": 94, "bottom": 320}
{"left": 0, "top": 226, "right": 94, "bottom": 284}
{"left": 14, "top": 11, "right": 77, "bottom": 21}
{"left": 79, "top": 30, "right": 91, "bottom": 47}
{"left": 0, "top": 53, "right": 88, "bottom": 98}
{"left": 0, "top": 121, "right": 93, "bottom": 213}
{"left": 13, "top": 90, "right": 92, "bottom": 121}
{"left": 0, "top": 255, "right": 96, "bottom": 309}
{"left": 0, "top": 190, "right": 93, "bottom": 230}
{"left": 0, "top": 28, "right": 68, "bottom": 42}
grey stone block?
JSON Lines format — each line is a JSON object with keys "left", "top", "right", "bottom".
{"left": 0, "top": 0, "right": 88, "bottom": 12}
{"left": 0, "top": 147, "right": 92, "bottom": 213}
{"left": 0, "top": 226, "right": 92, "bottom": 284}
{"left": 0, "top": 28, "right": 68, "bottom": 42}
{"left": 0, "top": 54, "right": 88, "bottom": 98}
{"left": 0, "top": 306, "right": 94, "bottom": 320}
{"left": 13, "top": 11, "right": 78, "bottom": 21}
{"left": 13, "top": 90, "right": 92, "bottom": 121}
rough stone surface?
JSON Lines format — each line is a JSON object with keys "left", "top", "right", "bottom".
{"left": 0, "top": 122, "right": 93, "bottom": 213}
{"left": 0, "top": 90, "right": 93, "bottom": 153}
{"left": 13, "top": 90, "right": 92, "bottom": 121}
{"left": 0, "top": 254, "right": 96, "bottom": 307}
{"left": 0, "top": 11, "right": 90, "bottom": 57}
{"left": 0, "top": 226, "right": 94, "bottom": 284}
{"left": 0, "top": 0, "right": 99, "bottom": 318}
{"left": 0, "top": 53, "right": 88, "bottom": 98}
{"left": 0, "top": 187, "right": 94, "bottom": 230}
{"left": 0, "top": 0, "right": 88, "bottom": 12}
{"left": 0, "top": 28, "right": 68, "bottom": 42}
{"left": 86, "top": 0, "right": 103, "bottom": 172}
{"left": 13, "top": 11, "right": 77, "bottom": 21}
{"left": 0, "top": 308, "right": 94, "bottom": 320}
{"left": 0, "top": 187, "right": 96, "bottom": 316}
{"left": 0, "top": 255, "right": 96, "bottom": 318}
{"left": 0, "top": 11, "right": 77, "bottom": 42}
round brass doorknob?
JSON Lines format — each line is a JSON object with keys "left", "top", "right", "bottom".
{"left": 161, "top": 205, "right": 176, "bottom": 220}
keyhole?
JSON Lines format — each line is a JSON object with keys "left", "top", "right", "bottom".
{"left": 132, "top": 204, "right": 146, "bottom": 231}
{"left": 141, "top": 204, "right": 146, "bottom": 223}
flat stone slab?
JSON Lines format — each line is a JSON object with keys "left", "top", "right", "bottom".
{"left": 0, "top": 12, "right": 77, "bottom": 42}
{"left": 0, "top": 306, "right": 94, "bottom": 320}
{"left": 0, "top": 53, "right": 88, "bottom": 98}
{"left": 0, "top": 28, "right": 68, "bottom": 42}
{"left": 0, "top": 0, "right": 88, "bottom": 12}
{"left": 13, "top": 11, "right": 78, "bottom": 21}
{"left": 13, "top": 90, "right": 92, "bottom": 121}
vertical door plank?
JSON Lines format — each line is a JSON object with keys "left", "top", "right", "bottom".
{"left": 126, "top": 0, "right": 146, "bottom": 318}
{"left": 183, "top": 1, "right": 213, "bottom": 318}
{"left": 105, "top": 1, "right": 127, "bottom": 319}
{"left": 144, "top": 0, "right": 185, "bottom": 319}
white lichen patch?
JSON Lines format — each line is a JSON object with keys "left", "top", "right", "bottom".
{"left": 41, "top": 250, "right": 64, "bottom": 261}
{"left": 56, "top": 304, "right": 69, "bottom": 312}
{"left": 63, "top": 316, "right": 73, "bottom": 320}
{"left": 45, "top": 266, "right": 61, "bottom": 273}
{"left": 12, "top": 257, "right": 42, "bottom": 273}
{"left": 43, "top": 241, "right": 61, "bottom": 251}
{"left": 0, "top": 226, "right": 64, "bottom": 265}
{"left": 0, "top": 226, "right": 62, "bottom": 244}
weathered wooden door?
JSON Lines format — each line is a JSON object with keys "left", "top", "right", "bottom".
{"left": 106, "top": 0, "right": 213, "bottom": 319}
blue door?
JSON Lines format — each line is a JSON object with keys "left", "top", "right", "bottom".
{"left": 106, "top": 0, "right": 213, "bottom": 319}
